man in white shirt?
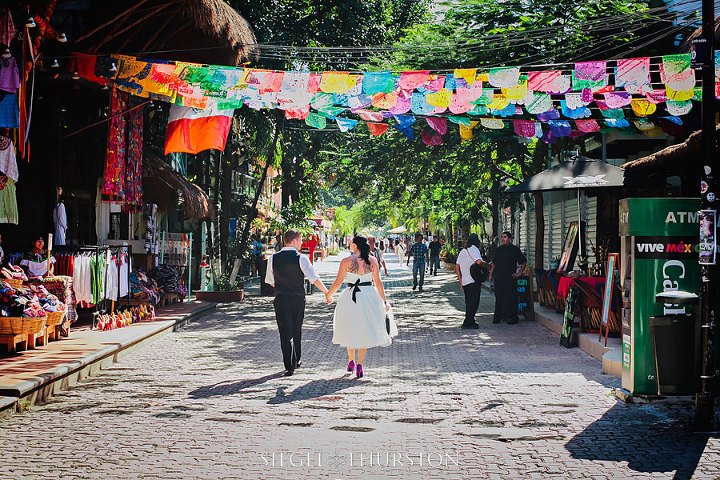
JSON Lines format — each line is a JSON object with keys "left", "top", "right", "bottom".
{"left": 265, "top": 229, "right": 329, "bottom": 376}
{"left": 455, "top": 234, "right": 491, "bottom": 329}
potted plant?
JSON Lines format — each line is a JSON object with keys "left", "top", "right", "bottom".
{"left": 196, "top": 273, "right": 245, "bottom": 302}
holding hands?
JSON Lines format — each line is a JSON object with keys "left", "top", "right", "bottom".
{"left": 325, "top": 291, "right": 333, "bottom": 305}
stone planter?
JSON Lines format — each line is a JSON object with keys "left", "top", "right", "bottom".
{"left": 195, "top": 290, "right": 244, "bottom": 303}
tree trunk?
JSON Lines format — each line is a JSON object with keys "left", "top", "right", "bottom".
{"left": 281, "top": 153, "right": 291, "bottom": 209}
{"left": 532, "top": 191, "right": 545, "bottom": 269}
{"left": 237, "top": 119, "right": 280, "bottom": 262}
{"left": 219, "top": 148, "right": 235, "bottom": 271}
{"left": 202, "top": 151, "right": 213, "bottom": 260}
{"left": 490, "top": 189, "right": 499, "bottom": 258}
{"left": 460, "top": 221, "right": 470, "bottom": 249}
{"left": 212, "top": 150, "right": 222, "bottom": 271}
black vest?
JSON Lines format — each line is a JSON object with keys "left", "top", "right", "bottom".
{"left": 272, "top": 250, "right": 305, "bottom": 297}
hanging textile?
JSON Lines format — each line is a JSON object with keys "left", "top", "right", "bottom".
{"left": 0, "top": 92, "right": 18, "bottom": 128}
{"left": 0, "top": 56, "right": 19, "bottom": 93}
{"left": 123, "top": 108, "right": 143, "bottom": 212}
{"left": 0, "top": 8, "right": 15, "bottom": 46}
{"left": 0, "top": 136, "right": 18, "bottom": 181}
{"left": 102, "top": 87, "right": 128, "bottom": 202}
{"left": 0, "top": 177, "right": 17, "bottom": 224}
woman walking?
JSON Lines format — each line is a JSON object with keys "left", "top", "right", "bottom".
{"left": 326, "top": 235, "right": 393, "bottom": 378}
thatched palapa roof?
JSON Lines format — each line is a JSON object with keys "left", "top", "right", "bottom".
{"left": 143, "top": 152, "right": 215, "bottom": 219}
{"left": 621, "top": 124, "right": 720, "bottom": 174}
{"left": 75, "top": 0, "right": 258, "bottom": 66}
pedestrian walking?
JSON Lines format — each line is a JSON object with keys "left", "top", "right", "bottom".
{"left": 407, "top": 233, "right": 429, "bottom": 291}
{"left": 455, "top": 234, "right": 492, "bottom": 329}
{"left": 326, "top": 235, "right": 395, "bottom": 379}
{"left": 490, "top": 232, "right": 527, "bottom": 324}
{"left": 428, "top": 236, "right": 442, "bottom": 275}
{"left": 265, "top": 229, "right": 330, "bottom": 376}
{"left": 251, "top": 234, "right": 263, "bottom": 276}
{"left": 368, "top": 235, "right": 389, "bottom": 276}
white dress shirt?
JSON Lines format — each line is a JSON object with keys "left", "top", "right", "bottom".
{"left": 456, "top": 245, "right": 483, "bottom": 286}
{"left": 265, "top": 247, "right": 319, "bottom": 286}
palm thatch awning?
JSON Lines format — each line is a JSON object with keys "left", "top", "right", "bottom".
{"left": 74, "top": 0, "right": 258, "bottom": 66}
{"left": 621, "top": 124, "right": 720, "bottom": 175}
{"left": 143, "top": 152, "right": 215, "bottom": 219}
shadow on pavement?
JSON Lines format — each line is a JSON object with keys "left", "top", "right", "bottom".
{"left": 267, "top": 377, "right": 357, "bottom": 404}
{"left": 565, "top": 401, "right": 714, "bottom": 479}
{"left": 188, "top": 372, "right": 285, "bottom": 398}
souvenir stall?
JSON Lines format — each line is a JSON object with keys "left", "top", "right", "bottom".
{"left": 0, "top": 265, "right": 67, "bottom": 353}
{"left": 507, "top": 158, "right": 627, "bottom": 334}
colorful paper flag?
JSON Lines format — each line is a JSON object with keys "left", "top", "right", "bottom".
{"left": 165, "top": 98, "right": 234, "bottom": 155}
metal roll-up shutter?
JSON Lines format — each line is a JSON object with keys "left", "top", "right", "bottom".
{"left": 552, "top": 201, "right": 564, "bottom": 264}
{"left": 586, "top": 195, "right": 598, "bottom": 264}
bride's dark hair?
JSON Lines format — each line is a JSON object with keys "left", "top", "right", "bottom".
{"left": 353, "top": 235, "right": 371, "bottom": 265}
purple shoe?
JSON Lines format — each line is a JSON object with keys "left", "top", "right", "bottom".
{"left": 356, "top": 364, "right": 364, "bottom": 379}
{"left": 347, "top": 360, "right": 355, "bottom": 373}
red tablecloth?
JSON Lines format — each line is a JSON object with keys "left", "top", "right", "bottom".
{"left": 557, "top": 276, "right": 606, "bottom": 305}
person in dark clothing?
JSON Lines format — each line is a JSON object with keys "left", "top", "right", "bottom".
{"left": 490, "top": 231, "right": 527, "bottom": 325}
{"left": 265, "top": 229, "right": 330, "bottom": 376}
{"left": 428, "top": 237, "right": 442, "bottom": 275}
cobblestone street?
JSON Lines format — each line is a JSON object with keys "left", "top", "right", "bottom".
{"left": 1, "top": 252, "right": 719, "bottom": 480}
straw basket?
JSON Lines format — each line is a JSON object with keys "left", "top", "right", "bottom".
{"left": 46, "top": 310, "right": 66, "bottom": 328}
{"left": 0, "top": 316, "right": 47, "bottom": 336}
{"left": 5, "top": 278, "right": 24, "bottom": 289}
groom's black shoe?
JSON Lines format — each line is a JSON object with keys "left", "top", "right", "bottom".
{"left": 295, "top": 361, "right": 302, "bottom": 369}
{"left": 283, "top": 369, "right": 294, "bottom": 377}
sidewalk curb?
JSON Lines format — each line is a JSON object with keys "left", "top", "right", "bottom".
{"left": 0, "top": 302, "right": 216, "bottom": 417}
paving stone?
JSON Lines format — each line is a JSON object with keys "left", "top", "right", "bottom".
{"left": 0, "top": 251, "right": 717, "bottom": 479}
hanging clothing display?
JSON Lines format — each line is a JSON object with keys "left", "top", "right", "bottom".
{"left": 0, "top": 56, "right": 19, "bottom": 94}
{"left": 53, "top": 202, "right": 67, "bottom": 246}
{"left": 0, "top": 92, "right": 18, "bottom": 128}
{"left": 0, "top": 177, "right": 17, "bottom": 224}
{"left": 0, "top": 8, "right": 16, "bottom": 47}
{"left": 124, "top": 108, "right": 143, "bottom": 212}
{"left": 0, "top": 136, "right": 18, "bottom": 181}
{"left": 145, "top": 203, "right": 158, "bottom": 254}
{"left": 101, "top": 87, "right": 144, "bottom": 212}
{"left": 102, "top": 87, "right": 128, "bottom": 202}
{"left": 62, "top": 249, "right": 130, "bottom": 305}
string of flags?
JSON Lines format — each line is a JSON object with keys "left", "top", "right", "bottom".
{"left": 76, "top": 51, "right": 720, "bottom": 146}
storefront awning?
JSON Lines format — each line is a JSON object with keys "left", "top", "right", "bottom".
{"left": 143, "top": 152, "right": 215, "bottom": 219}
{"left": 506, "top": 156, "right": 625, "bottom": 193}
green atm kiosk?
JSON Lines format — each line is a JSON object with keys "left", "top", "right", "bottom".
{"left": 618, "top": 198, "right": 700, "bottom": 398}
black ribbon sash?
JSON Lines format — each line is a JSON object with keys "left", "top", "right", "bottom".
{"left": 349, "top": 279, "right": 372, "bottom": 303}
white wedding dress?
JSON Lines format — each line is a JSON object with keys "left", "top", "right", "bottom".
{"left": 332, "top": 269, "right": 395, "bottom": 349}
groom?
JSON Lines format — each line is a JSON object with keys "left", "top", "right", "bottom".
{"left": 265, "top": 229, "right": 329, "bottom": 376}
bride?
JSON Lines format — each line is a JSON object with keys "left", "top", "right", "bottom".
{"left": 326, "top": 235, "right": 393, "bottom": 378}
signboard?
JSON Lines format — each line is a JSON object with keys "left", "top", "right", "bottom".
{"left": 622, "top": 333, "right": 631, "bottom": 370}
{"left": 691, "top": 38, "right": 710, "bottom": 69}
{"left": 600, "top": 253, "right": 619, "bottom": 346}
{"left": 633, "top": 236, "right": 699, "bottom": 259}
{"left": 325, "top": 208, "right": 335, "bottom": 221}
{"left": 557, "top": 221, "right": 580, "bottom": 273}
{"left": 516, "top": 276, "right": 533, "bottom": 319}
{"left": 698, "top": 209, "right": 716, "bottom": 265}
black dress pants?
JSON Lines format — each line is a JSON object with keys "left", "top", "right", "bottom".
{"left": 494, "top": 276, "right": 518, "bottom": 321}
{"left": 274, "top": 295, "right": 305, "bottom": 371}
{"left": 462, "top": 281, "right": 481, "bottom": 326}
